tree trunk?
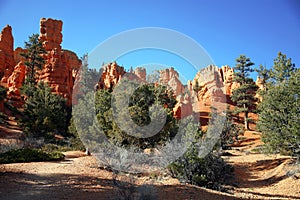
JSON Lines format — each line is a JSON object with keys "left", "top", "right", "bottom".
{"left": 244, "top": 111, "right": 249, "bottom": 130}
{"left": 244, "top": 103, "right": 249, "bottom": 130}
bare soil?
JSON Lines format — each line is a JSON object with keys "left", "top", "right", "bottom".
{"left": 225, "top": 131, "right": 300, "bottom": 199}
{"left": 0, "top": 122, "right": 299, "bottom": 199}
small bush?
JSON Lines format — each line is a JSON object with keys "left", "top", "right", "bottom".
{"left": 167, "top": 144, "right": 233, "bottom": 191}
{"left": 0, "top": 148, "right": 65, "bottom": 164}
{"left": 42, "top": 138, "right": 85, "bottom": 152}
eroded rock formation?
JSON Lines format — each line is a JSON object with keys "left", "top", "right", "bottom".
{"left": 0, "top": 25, "right": 15, "bottom": 87}
{"left": 39, "top": 18, "right": 63, "bottom": 51}
{"left": 0, "top": 17, "right": 261, "bottom": 120}
{"left": 0, "top": 18, "right": 81, "bottom": 106}
{"left": 219, "top": 65, "right": 240, "bottom": 96}
{"left": 37, "top": 18, "right": 81, "bottom": 105}
{"left": 6, "top": 62, "right": 26, "bottom": 107}
{"left": 173, "top": 94, "right": 193, "bottom": 119}
{"left": 189, "top": 65, "right": 226, "bottom": 105}
{"left": 159, "top": 67, "right": 184, "bottom": 96}
{"left": 133, "top": 67, "right": 146, "bottom": 82}
{"left": 98, "top": 62, "right": 126, "bottom": 90}
{"left": 255, "top": 77, "right": 265, "bottom": 102}
{"left": 188, "top": 65, "right": 243, "bottom": 105}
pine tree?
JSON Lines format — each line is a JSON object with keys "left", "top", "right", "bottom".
{"left": 21, "top": 82, "right": 67, "bottom": 140}
{"left": 193, "top": 80, "right": 202, "bottom": 93}
{"left": 231, "top": 55, "right": 258, "bottom": 130}
{"left": 94, "top": 82, "right": 178, "bottom": 149}
{"left": 257, "top": 53, "right": 299, "bottom": 159}
{"left": 270, "top": 52, "right": 295, "bottom": 84}
{"left": 256, "top": 64, "right": 270, "bottom": 90}
{"left": 20, "top": 34, "right": 47, "bottom": 87}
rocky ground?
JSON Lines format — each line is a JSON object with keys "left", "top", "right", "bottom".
{"left": 0, "top": 122, "right": 300, "bottom": 199}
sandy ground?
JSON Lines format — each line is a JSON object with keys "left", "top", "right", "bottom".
{"left": 0, "top": 152, "right": 240, "bottom": 200}
{"left": 0, "top": 120, "right": 300, "bottom": 199}
{"left": 225, "top": 131, "right": 300, "bottom": 199}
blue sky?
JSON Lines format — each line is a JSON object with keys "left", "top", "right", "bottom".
{"left": 0, "top": 0, "right": 299, "bottom": 82}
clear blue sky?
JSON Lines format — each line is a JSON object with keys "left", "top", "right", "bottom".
{"left": 0, "top": 0, "right": 299, "bottom": 81}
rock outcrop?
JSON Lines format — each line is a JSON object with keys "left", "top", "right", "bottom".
{"left": 97, "top": 65, "right": 185, "bottom": 97}
{"left": 255, "top": 77, "right": 265, "bottom": 102}
{"left": 0, "top": 18, "right": 81, "bottom": 106}
{"left": 133, "top": 67, "right": 146, "bottom": 82}
{"left": 6, "top": 62, "right": 26, "bottom": 107}
{"left": 173, "top": 94, "right": 193, "bottom": 119}
{"left": 159, "top": 67, "right": 184, "bottom": 96}
{"left": 219, "top": 65, "right": 240, "bottom": 96}
{"left": 0, "top": 25, "right": 15, "bottom": 87}
{"left": 96, "top": 63, "right": 191, "bottom": 119}
{"left": 189, "top": 65, "right": 226, "bottom": 105}
{"left": 98, "top": 62, "right": 126, "bottom": 90}
{"left": 0, "top": 17, "right": 262, "bottom": 121}
{"left": 39, "top": 18, "right": 63, "bottom": 51}
{"left": 37, "top": 18, "right": 81, "bottom": 105}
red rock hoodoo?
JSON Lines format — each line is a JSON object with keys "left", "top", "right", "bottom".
{"left": 133, "top": 67, "right": 146, "bottom": 82}
{"left": 0, "top": 25, "right": 15, "bottom": 87}
{"left": 97, "top": 62, "right": 126, "bottom": 90}
{"left": 38, "top": 18, "right": 81, "bottom": 105}
{"left": 159, "top": 67, "right": 184, "bottom": 96}
{"left": 0, "top": 18, "right": 81, "bottom": 106}
{"left": 0, "top": 18, "right": 261, "bottom": 118}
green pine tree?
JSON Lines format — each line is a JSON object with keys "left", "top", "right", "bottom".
{"left": 20, "top": 34, "right": 47, "bottom": 87}
{"left": 231, "top": 55, "right": 258, "bottom": 130}
{"left": 21, "top": 82, "right": 67, "bottom": 140}
{"left": 270, "top": 52, "right": 295, "bottom": 84}
{"left": 257, "top": 53, "right": 299, "bottom": 160}
{"left": 256, "top": 64, "right": 270, "bottom": 89}
{"left": 193, "top": 79, "right": 202, "bottom": 93}
{"left": 94, "top": 81, "right": 178, "bottom": 149}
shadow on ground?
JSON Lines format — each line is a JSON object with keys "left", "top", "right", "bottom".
{"left": 0, "top": 170, "right": 243, "bottom": 200}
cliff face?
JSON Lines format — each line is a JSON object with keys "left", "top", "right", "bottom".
{"left": 0, "top": 18, "right": 81, "bottom": 106}
{"left": 97, "top": 64, "right": 185, "bottom": 97}
{"left": 219, "top": 65, "right": 240, "bottom": 96}
{"left": 0, "top": 25, "right": 15, "bottom": 87}
{"left": 188, "top": 64, "right": 241, "bottom": 105}
{"left": 6, "top": 62, "right": 26, "bottom": 107}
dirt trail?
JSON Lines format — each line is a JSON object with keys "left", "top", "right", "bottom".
{"left": 0, "top": 151, "right": 241, "bottom": 200}
{"left": 225, "top": 131, "right": 300, "bottom": 199}
{"left": 0, "top": 123, "right": 300, "bottom": 199}
{"left": 0, "top": 117, "right": 24, "bottom": 153}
